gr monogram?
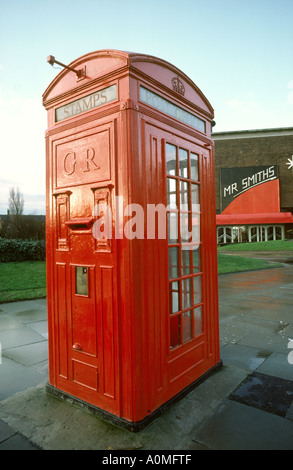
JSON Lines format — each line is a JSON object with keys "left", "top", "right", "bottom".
{"left": 63, "top": 147, "right": 100, "bottom": 175}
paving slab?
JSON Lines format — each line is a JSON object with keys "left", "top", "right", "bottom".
{"left": 0, "top": 417, "right": 15, "bottom": 441}
{"left": 9, "top": 309, "right": 47, "bottom": 323}
{"left": 220, "top": 316, "right": 255, "bottom": 344}
{"left": 3, "top": 341, "right": 48, "bottom": 366}
{"left": 220, "top": 343, "right": 271, "bottom": 371}
{"left": 0, "top": 314, "right": 23, "bottom": 331}
{"left": 0, "top": 327, "right": 46, "bottom": 350}
{"left": 0, "top": 300, "right": 47, "bottom": 315}
{"left": 238, "top": 326, "right": 292, "bottom": 354}
{"left": 0, "top": 429, "right": 40, "bottom": 450}
{"left": 0, "top": 366, "right": 248, "bottom": 450}
{"left": 188, "top": 400, "right": 293, "bottom": 450}
{"left": 287, "top": 402, "right": 293, "bottom": 420}
{"left": 28, "top": 320, "right": 48, "bottom": 338}
{"left": 256, "top": 352, "right": 293, "bottom": 381}
{"left": 0, "top": 356, "right": 48, "bottom": 401}
{"left": 0, "top": 265, "right": 292, "bottom": 450}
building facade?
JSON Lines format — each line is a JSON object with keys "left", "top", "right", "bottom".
{"left": 212, "top": 127, "right": 293, "bottom": 244}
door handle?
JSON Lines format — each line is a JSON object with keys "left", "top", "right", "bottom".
{"left": 73, "top": 343, "right": 83, "bottom": 351}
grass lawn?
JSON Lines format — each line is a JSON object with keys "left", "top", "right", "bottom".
{"left": 218, "top": 239, "right": 293, "bottom": 252}
{"left": 0, "top": 261, "right": 46, "bottom": 303}
{"left": 217, "top": 253, "right": 282, "bottom": 274}
{"left": 0, "top": 240, "right": 290, "bottom": 302}
{"left": 217, "top": 239, "right": 291, "bottom": 273}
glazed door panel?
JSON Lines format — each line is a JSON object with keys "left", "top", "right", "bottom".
{"left": 143, "top": 122, "right": 215, "bottom": 403}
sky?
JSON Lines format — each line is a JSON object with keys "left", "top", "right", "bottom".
{"left": 0, "top": 0, "right": 292, "bottom": 214}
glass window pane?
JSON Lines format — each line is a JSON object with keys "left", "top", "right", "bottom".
{"left": 182, "top": 277, "right": 192, "bottom": 309}
{"left": 169, "top": 281, "right": 180, "bottom": 314}
{"left": 190, "top": 153, "right": 199, "bottom": 181}
{"left": 167, "top": 144, "right": 202, "bottom": 350}
{"left": 191, "top": 183, "right": 200, "bottom": 206}
{"left": 168, "top": 247, "right": 179, "bottom": 279}
{"left": 182, "top": 310, "right": 192, "bottom": 342}
{"left": 191, "top": 213, "right": 200, "bottom": 244}
{"left": 75, "top": 267, "right": 88, "bottom": 296}
{"left": 193, "top": 275, "right": 202, "bottom": 305}
{"left": 167, "top": 178, "right": 177, "bottom": 209}
{"left": 170, "top": 315, "right": 180, "bottom": 349}
{"left": 167, "top": 212, "right": 178, "bottom": 243}
{"left": 179, "top": 148, "right": 188, "bottom": 178}
{"left": 180, "top": 213, "right": 191, "bottom": 243}
{"left": 181, "top": 249, "right": 191, "bottom": 275}
{"left": 166, "top": 143, "right": 177, "bottom": 176}
{"left": 193, "top": 306, "right": 202, "bottom": 336}
{"left": 180, "top": 181, "right": 189, "bottom": 210}
{"left": 275, "top": 226, "right": 282, "bottom": 239}
{"left": 192, "top": 246, "right": 200, "bottom": 273}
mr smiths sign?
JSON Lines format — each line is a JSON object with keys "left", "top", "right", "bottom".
{"left": 220, "top": 165, "right": 278, "bottom": 212}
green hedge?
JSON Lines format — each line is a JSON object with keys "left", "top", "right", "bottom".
{"left": 0, "top": 237, "right": 46, "bottom": 262}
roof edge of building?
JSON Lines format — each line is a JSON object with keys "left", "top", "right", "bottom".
{"left": 212, "top": 127, "right": 293, "bottom": 140}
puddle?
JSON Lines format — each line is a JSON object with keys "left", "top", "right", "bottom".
{"left": 274, "top": 259, "right": 293, "bottom": 264}
{"left": 255, "top": 350, "right": 272, "bottom": 359}
{"left": 229, "top": 372, "right": 293, "bottom": 417}
{"left": 248, "top": 351, "right": 272, "bottom": 370}
{"left": 275, "top": 321, "right": 289, "bottom": 337}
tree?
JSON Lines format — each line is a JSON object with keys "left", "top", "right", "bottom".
{"left": 2, "top": 188, "right": 44, "bottom": 240}
{"left": 4, "top": 187, "right": 24, "bottom": 238}
{"left": 8, "top": 187, "right": 24, "bottom": 216}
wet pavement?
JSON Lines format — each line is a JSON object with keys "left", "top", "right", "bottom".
{"left": 0, "top": 265, "right": 292, "bottom": 450}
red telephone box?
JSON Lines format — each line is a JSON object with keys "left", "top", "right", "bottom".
{"left": 43, "top": 50, "right": 220, "bottom": 430}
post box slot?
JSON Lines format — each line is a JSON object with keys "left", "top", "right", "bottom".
{"left": 66, "top": 217, "right": 94, "bottom": 230}
{"left": 70, "top": 224, "right": 89, "bottom": 230}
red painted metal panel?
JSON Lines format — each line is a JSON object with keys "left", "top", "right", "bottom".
{"left": 73, "top": 360, "right": 98, "bottom": 391}
{"left": 43, "top": 50, "right": 219, "bottom": 427}
{"left": 56, "top": 263, "right": 68, "bottom": 379}
{"left": 100, "top": 266, "right": 115, "bottom": 399}
{"left": 70, "top": 264, "right": 96, "bottom": 356}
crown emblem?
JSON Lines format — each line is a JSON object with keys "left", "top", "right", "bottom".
{"left": 171, "top": 76, "right": 185, "bottom": 96}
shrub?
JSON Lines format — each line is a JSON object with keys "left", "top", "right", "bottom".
{"left": 0, "top": 237, "right": 46, "bottom": 262}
